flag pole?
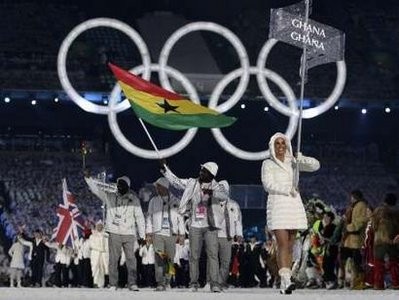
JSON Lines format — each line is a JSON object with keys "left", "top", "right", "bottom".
{"left": 295, "top": 0, "right": 311, "bottom": 188}
{"left": 138, "top": 118, "right": 162, "bottom": 159}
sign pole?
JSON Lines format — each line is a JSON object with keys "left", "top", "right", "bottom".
{"left": 295, "top": 0, "right": 311, "bottom": 188}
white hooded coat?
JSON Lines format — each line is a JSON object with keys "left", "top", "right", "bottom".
{"left": 261, "top": 132, "right": 320, "bottom": 230}
{"left": 8, "top": 238, "right": 33, "bottom": 270}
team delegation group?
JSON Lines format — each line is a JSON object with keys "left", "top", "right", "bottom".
{"left": 8, "top": 133, "right": 347, "bottom": 294}
{"left": 8, "top": 133, "right": 319, "bottom": 294}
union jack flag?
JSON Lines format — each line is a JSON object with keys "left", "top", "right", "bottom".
{"left": 52, "top": 178, "right": 85, "bottom": 248}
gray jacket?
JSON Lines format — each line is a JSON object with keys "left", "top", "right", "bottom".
{"left": 85, "top": 177, "right": 145, "bottom": 237}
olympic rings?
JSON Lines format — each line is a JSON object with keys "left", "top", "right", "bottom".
{"left": 57, "top": 18, "right": 347, "bottom": 160}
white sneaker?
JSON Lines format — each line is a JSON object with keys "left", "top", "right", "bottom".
{"left": 108, "top": 286, "right": 117, "bottom": 291}
{"left": 211, "top": 285, "right": 221, "bottom": 293}
{"left": 129, "top": 285, "right": 139, "bottom": 291}
{"left": 190, "top": 285, "right": 198, "bottom": 292}
{"left": 203, "top": 283, "right": 211, "bottom": 291}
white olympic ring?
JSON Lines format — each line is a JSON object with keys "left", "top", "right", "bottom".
{"left": 57, "top": 18, "right": 151, "bottom": 114}
{"left": 209, "top": 67, "right": 298, "bottom": 160}
{"left": 57, "top": 18, "right": 347, "bottom": 160}
{"left": 256, "top": 38, "right": 347, "bottom": 119}
{"left": 158, "top": 22, "right": 250, "bottom": 113}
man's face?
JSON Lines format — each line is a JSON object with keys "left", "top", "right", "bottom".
{"left": 117, "top": 179, "right": 129, "bottom": 195}
{"left": 199, "top": 167, "right": 213, "bottom": 183}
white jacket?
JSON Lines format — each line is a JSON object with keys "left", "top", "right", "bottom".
{"left": 8, "top": 239, "right": 33, "bottom": 269}
{"left": 146, "top": 194, "right": 185, "bottom": 235}
{"left": 174, "top": 241, "right": 189, "bottom": 264}
{"left": 261, "top": 132, "right": 320, "bottom": 230}
{"left": 85, "top": 177, "right": 145, "bottom": 237}
{"left": 162, "top": 166, "right": 228, "bottom": 229}
{"left": 46, "top": 242, "right": 73, "bottom": 266}
{"left": 89, "top": 230, "right": 109, "bottom": 253}
{"left": 139, "top": 244, "right": 155, "bottom": 265}
{"left": 57, "top": 247, "right": 73, "bottom": 266}
{"left": 218, "top": 199, "right": 243, "bottom": 238}
{"left": 261, "top": 133, "right": 320, "bottom": 197}
{"left": 80, "top": 238, "right": 91, "bottom": 259}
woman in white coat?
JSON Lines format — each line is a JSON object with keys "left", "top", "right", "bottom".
{"left": 8, "top": 235, "right": 33, "bottom": 287}
{"left": 261, "top": 132, "right": 320, "bottom": 294}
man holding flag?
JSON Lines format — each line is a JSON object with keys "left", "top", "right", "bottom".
{"left": 161, "top": 161, "right": 228, "bottom": 293}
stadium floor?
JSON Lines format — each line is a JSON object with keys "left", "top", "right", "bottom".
{"left": 0, "top": 287, "right": 398, "bottom": 300}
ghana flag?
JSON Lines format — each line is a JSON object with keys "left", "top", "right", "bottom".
{"left": 109, "top": 63, "right": 236, "bottom": 130}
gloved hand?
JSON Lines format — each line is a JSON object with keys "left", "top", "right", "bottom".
{"left": 295, "top": 152, "right": 303, "bottom": 161}
{"left": 290, "top": 187, "right": 298, "bottom": 197}
{"left": 159, "top": 158, "right": 167, "bottom": 173}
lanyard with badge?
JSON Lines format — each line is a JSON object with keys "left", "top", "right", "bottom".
{"left": 195, "top": 182, "right": 210, "bottom": 220}
{"left": 113, "top": 194, "right": 129, "bottom": 226}
{"left": 161, "top": 195, "right": 171, "bottom": 229}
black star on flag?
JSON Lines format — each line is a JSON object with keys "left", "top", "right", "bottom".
{"left": 157, "top": 99, "right": 179, "bottom": 113}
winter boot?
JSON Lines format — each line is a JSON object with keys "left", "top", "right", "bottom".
{"left": 279, "top": 268, "right": 295, "bottom": 294}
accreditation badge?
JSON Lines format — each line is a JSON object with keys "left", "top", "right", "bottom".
{"left": 195, "top": 202, "right": 207, "bottom": 220}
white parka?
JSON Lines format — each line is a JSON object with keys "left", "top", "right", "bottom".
{"left": 85, "top": 177, "right": 145, "bottom": 238}
{"left": 261, "top": 132, "right": 320, "bottom": 230}
{"left": 8, "top": 238, "right": 33, "bottom": 269}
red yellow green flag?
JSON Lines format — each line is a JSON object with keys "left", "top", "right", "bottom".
{"left": 108, "top": 63, "right": 236, "bottom": 130}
